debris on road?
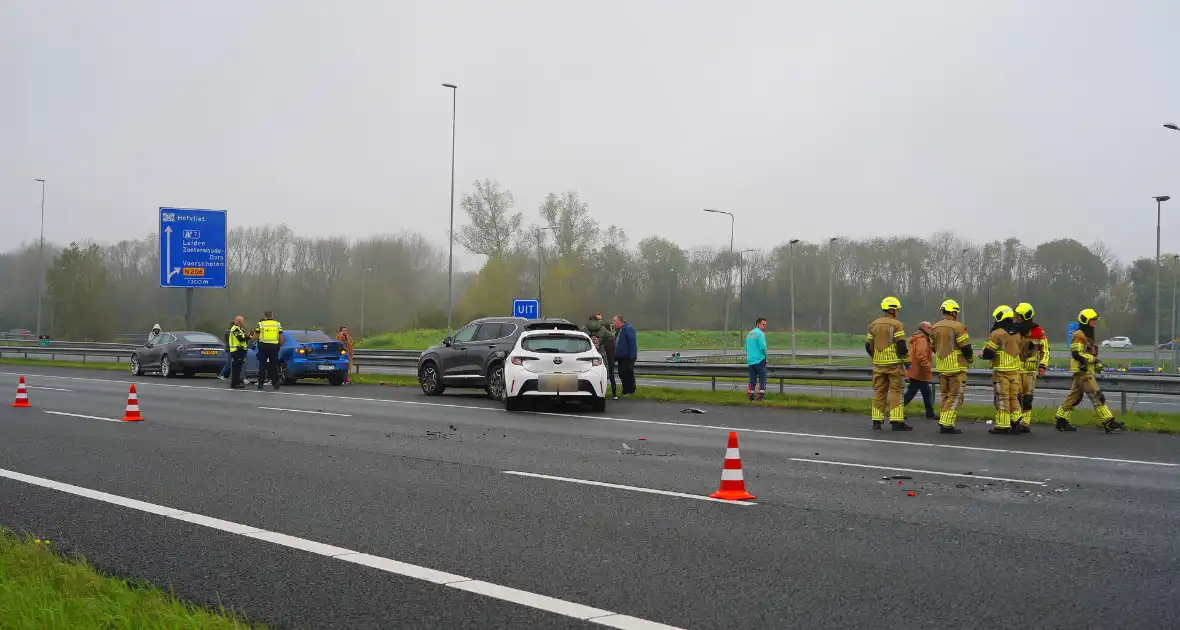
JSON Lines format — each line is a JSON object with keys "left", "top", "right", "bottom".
{"left": 680, "top": 408, "right": 705, "bottom": 414}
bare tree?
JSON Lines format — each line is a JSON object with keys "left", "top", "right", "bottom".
{"left": 455, "top": 179, "right": 522, "bottom": 259}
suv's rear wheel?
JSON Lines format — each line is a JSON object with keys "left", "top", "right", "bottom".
{"left": 485, "top": 363, "right": 506, "bottom": 401}
{"left": 419, "top": 361, "right": 445, "bottom": 395}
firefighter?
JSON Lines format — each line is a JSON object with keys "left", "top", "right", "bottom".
{"left": 1054, "top": 308, "right": 1126, "bottom": 433}
{"left": 1012, "top": 302, "right": 1048, "bottom": 432}
{"left": 865, "top": 296, "right": 912, "bottom": 431}
{"left": 980, "top": 305, "right": 1023, "bottom": 434}
{"left": 928, "top": 299, "right": 973, "bottom": 434}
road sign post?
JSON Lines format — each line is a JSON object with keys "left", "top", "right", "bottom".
{"left": 159, "top": 208, "right": 228, "bottom": 329}
{"left": 513, "top": 299, "right": 540, "bottom": 320}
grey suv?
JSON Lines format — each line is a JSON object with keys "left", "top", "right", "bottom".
{"left": 417, "top": 316, "right": 578, "bottom": 400}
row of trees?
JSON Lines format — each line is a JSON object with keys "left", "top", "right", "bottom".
{"left": 0, "top": 178, "right": 1174, "bottom": 343}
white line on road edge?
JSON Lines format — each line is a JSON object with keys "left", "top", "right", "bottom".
{"left": 788, "top": 458, "right": 1046, "bottom": 486}
{"left": 43, "top": 410, "right": 123, "bottom": 423}
{"left": 0, "top": 468, "right": 683, "bottom": 630}
{"left": 503, "top": 471, "right": 757, "bottom": 506}
{"left": 27, "top": 386, "right": 73, "bottom": 392}
{"left": 257, "top": 406, "right": 352, "bottom": 417}
{"left": 5, "top": 371, "right": 1177, "bottom": 469}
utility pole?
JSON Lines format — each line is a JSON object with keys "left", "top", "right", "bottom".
{"left": 1154, "top": 195, "right": 1171, "bottom": 369}
{"left": 666, "top": 267, "right": 674, "bottom": 331}
{"left": 442, "top": 83, "right": 458, "bottom": 332}
{"left": 34, "top": 178, "right": 46, "bottom": 338}
{"left": 828, "top": 237, "right": 838, "bottom": 363}
{"left": 703, "top": 209, "right": 735, "bottom": 355}
{"left": 789, "top": 239, "right": 799, "bottom": 362}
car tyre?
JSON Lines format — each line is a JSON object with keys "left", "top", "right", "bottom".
{"left": 419, "top": 361, "right": 445, "bottom": 396}
{"left": 327, "top": 375, "right": 344, "bottom": 386}
{"left": 160, "top": 355, "right": 174, "bottom": 378}
{"left": 279, "top": 363, "right": 298, "bottom": 385}
{"left": 130, "top": 355, "right": 141, "bottom": 376}
{"left": 505, "top": 395, "right": 524, "bottom": 412}
{"left": 485, "top": 362, "right": 506, "bottom": 401}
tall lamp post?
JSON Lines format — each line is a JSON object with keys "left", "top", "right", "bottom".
{"left": 442, "top": 83, "right": 458, "bottom": 332}
{"left": 737, "top": 248, "right": 755, "bottom": 333}
{"left": 1169, "top": 254, "right": 1179, "bottom": 371}
{"left": 536, "top": 226, "right": 556, "bottom": 318}
{"left": 703, "top": 209, "right": 735, "bottom": 355}
{"left": 666, "top": 267, "right": 675, "bottom": 332}
{"left": 828, "top": 237, "right": 838, "bottom": 363}
{"left": 1154, "top": 195, "right": 1171, "bottom": 369}
{"left": 33, "top": 178, "right": 46, "bottom": 339}
{"left": 789, "top": 238, "right": 799, "bottom": 362}
{"left": 360, "top": 267, "right": 372, "bottom": 337}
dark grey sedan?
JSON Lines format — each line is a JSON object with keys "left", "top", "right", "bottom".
{"left": 130, "top": 330, "right": 228, "bottom": 378}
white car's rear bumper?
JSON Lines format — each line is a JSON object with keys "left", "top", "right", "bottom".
{"left": 504, "top": 368, "right": 607, "bottom": 398}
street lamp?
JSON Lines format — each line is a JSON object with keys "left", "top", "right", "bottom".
{"left": 442, "top": 83, "right": 457, "bottom": 332}
{"left": 1165, "top": 123, "right": 1179, "bottom": 131}
{"left": 33, "top": 178, "right": 45, "bottom": 339}
{"left": 737, "top": 248, "right": 755, "bottom": 333}
{"left": 360, "top": 267, "right": 372, "bottom": 337}
{"left": 828, "top": 237, "right": 838, "bottom": 363}
{"left": 1169, "top": 254, "right": 1179, "bottom": 371}
{"left": 536, "top": 226, "right": 556, "bottom": 318}
{"left": 789, "top": 239, "right": 799, "bottom": 362}
{"left": 666, "top": 267, "right": 675, "bottom": 332}
{"left": 703, "top": 209, "right": 735, "bottom": 355}
{"left": 1154, "top": 195, "right": 1171, "bottom": 369}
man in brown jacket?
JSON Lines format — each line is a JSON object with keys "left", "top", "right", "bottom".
{"left": 903, "top": 321, "right": 936, "bottom": 419}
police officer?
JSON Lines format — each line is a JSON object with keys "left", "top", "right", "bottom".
{"left": 928, "top": 299, "right": 973, "bottom": 434}
{"left": 1054, "top": 308, "right": 1125, "bottom": 433}
{"left": 981, "top": 305, "right": 1023, "bottom": 434}
{"left": 253, "top": 310, "right": 284, "bottom": 391}
{"left": 1013, "top": 302, "right": 1048, "bottom": 432}
{"left": 227, "top": 315, "right": 249, "bottom": 389}
{"left": 866, "top": 296, "right": 911, "bottom": 431}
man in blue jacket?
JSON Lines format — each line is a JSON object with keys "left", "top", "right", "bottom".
{"left": 746, "top": 317, "right": 768, "bottom": 401}
{"left": 612, "top": 314, "right": 638, "bottom": 396}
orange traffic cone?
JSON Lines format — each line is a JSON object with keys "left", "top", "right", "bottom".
{"left": 121, "top": 383, "right": 143, "bottom": 422}
{"left": 709, "top": 431, "right": 756, "bottom": 500}
{"left": 11, "top": 376, "right": 30, "bottom": 408}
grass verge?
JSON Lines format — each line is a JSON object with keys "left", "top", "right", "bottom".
{"left": 0, "top": 527, "right": 264, "bottom": 629}
{"left": 6, "top": 358, "right": 1178, "bottom": 434}
{"left": 0, "top": 358, "right": 129, "bottom": 372}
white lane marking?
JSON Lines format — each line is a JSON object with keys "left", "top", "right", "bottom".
{"left": 43, "top": 410, "right": 124, "bottom": 423}
{"left": 502, "top": 471, "right": 757, "bottom": 506}
{"left": 27, "top": 386, "right": 73, "bottom": 392}
{"left": 258, "top": 406, "right": 352, "bottom": 417}
{"left": 788, "top": 458, "right": 1047, "bottom": 486}
{"left": 0, "top": 467, "right": 684, "bottom": 630}
{"left": 6, "top": 371, "right": 1178, "bottom": 468}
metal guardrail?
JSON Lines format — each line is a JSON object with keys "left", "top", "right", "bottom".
{"left": 0, "top": 345, "right": 1175, "bottom": 413}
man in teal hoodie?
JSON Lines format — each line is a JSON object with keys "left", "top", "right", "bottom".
{"left": 746, "top": 317, "right": 769, "bottom": 401}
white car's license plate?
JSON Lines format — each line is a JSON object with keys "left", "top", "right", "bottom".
{"left": 538, "top": 374, "right": 577, "bottom": 392}
{"left": 317, "top": 365, "right": 334, "bottom": 371}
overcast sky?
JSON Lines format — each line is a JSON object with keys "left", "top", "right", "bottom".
{"left": 3, "top": 0, "right": 1179, "bottom": 271}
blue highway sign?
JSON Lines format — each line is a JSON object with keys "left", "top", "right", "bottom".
{"left": 1067, "top": 322, "right": 1080, "bottom": 345}
{"left": 158, "top": 207, "right": 228, "bottom": 289}
{"left": 513, "top": 299, "right": 540, "bottom": 320}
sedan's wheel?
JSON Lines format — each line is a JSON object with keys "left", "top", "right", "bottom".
{"left": 505, "top": 395, "right": 523, "bottom": 412}
{"left": 130, "top": 356, "right": 141, "bottom": 376}
{"left": 160, "top": 355, "right": 173, "bottom": 378}
{"left": 485, "top": 363, "right": 506, "bottom": 401}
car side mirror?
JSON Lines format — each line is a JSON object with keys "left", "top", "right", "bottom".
{"left": 443, "top": 336, "right": 453, "bottom": 346}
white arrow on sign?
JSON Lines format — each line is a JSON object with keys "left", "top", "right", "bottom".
{"left": 164, "top": 226, "right": 174, "bottom": 284}
{"left": 167, "top": 267, "right": 181, "bottom": 281}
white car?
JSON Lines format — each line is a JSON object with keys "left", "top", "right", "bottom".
{"left": 1100, "top": 336, "right": 1133, "bottom": 349}
{"left": 503, "top": 329, "right": 608, "bottom": 412}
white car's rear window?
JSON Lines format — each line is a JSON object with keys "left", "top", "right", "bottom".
{"left": 521, "top": 335, "right": 592, "bottom": 353}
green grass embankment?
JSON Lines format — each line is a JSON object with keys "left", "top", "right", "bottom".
{"left": 0, "top": 528, "right": 264, "bottom": 629}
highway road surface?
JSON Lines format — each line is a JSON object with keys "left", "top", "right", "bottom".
{"left": 1, "top": 366, "right": 1178, "bottom": 629}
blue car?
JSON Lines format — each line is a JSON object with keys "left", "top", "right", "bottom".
{"left": 242, "top": 329, "right": 350, "bottom": 386}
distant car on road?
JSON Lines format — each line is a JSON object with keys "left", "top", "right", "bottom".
{"left": 130, "top": 330, "right": 227, "bottom": 378}
{"left": 417, "top": 316, "right": 579, "bottom": 400}
{"left": 1100, "top": 336, "right": 1133, "bottom": 349}
{"left": 1159, "top": 340, "right": 1176, "bottom": 351}
{"left": 242, "top": 329, "right": 350, "bottom": 386}
{"left": 503, "top": 328, "right": 608, "bottom": 412}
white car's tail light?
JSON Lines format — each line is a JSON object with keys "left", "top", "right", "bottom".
{"left": 577, "top": 357, "right": 602, "bottom": 367}
{"left": 511, "top": 355, "right": 540, "bottom": 366}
